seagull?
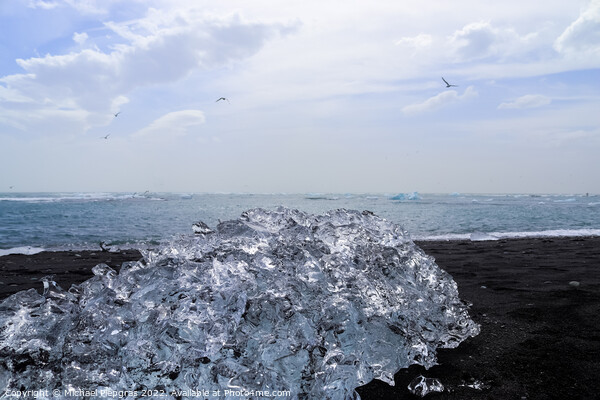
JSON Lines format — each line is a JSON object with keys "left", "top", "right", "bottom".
{"left": 442, "top": 77, "right": 458, "bottom": 88}
{"left": 216, "top": 97, "right": 230, "bottom": 103}
{"left": 114, "top": 112, "right": 121, "bottom": 117}
{"left": 101, "top": 134, "right": 110, "bottom": 139}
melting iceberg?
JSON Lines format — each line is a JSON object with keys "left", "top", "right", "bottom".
{"left": 0, "top": 208, "right": 479, "bottom": 399}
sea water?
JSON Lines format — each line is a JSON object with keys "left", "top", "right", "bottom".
{"left": 1, "top": 192, "right": 599, "bottom": 254}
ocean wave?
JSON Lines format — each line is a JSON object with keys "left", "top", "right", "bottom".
{"left": 553, "top": 198, "right": 577, "bottom": 203}
{"left": 304, "top": 193, "right": 340, "bottom": 200}
{"left": 416, "top": 228, "right": 600, "bottom": 241}
{"left": 0, "top": 193, "right": 165, "bottom": 203}
{"left": 0, "top": 246, "right": 45, "bottom": 256}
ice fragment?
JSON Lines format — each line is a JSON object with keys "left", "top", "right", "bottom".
{"left": 407, "top": 375, "right": 445, "bottom": 397}
{"left": 192, "top": 221, "right": 214, "bottom": 235}
{"left": 0, "top": 208, "right": 478, "bottom": 399}
{"left": 459, "top": 379, "right": 491, "bottom": 390}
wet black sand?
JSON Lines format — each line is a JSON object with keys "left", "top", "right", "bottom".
{"left": 360, "top": 237, "right": 600, "bottom": 400}
{"left": 0, "top": 248, "right": 143, "bottom": 299}
{"left": 1, "top": 237, "right": 599, "bottom": 399}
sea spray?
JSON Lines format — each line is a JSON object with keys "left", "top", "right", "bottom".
{"left": 0, "top": 208, "right": 479, "bottom": 399}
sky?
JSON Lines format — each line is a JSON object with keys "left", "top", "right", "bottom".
{"left": 0, "top": 0, "right": 599, "bottom": 194}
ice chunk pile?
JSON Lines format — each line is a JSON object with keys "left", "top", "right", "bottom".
{"left": 0, "top": 208, "right": 479, "bottom": 399}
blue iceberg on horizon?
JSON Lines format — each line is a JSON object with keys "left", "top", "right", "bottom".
{"left": 390, "top": 192, "right": 421, "bottom": 201}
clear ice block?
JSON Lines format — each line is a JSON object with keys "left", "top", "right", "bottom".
{"left": 0, "top": 208, "right": 479, "bottom": 399}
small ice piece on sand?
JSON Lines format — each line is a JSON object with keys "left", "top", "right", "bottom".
{"left": 459, "top": 379, "right": 491, "bottom": 390}
{"left": 569, "top": 281, "right": 581, "bottom": 288}
{"left": 408, "top": 375, "right": 445, "bottom": 397}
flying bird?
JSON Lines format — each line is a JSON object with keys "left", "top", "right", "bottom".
{"left": 101, "top": 134, "right": 110, "bottom": 139}
{"left": 442, "top": 77, "right": 458, "bottom": 88}
{"left": 114, "top": 112, "right": 121, "bottom": 117}
{"left": 216, "top": 97, "right": 230, "bottom": 103}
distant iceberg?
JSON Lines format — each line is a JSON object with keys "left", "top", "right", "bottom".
{"left": 0, "top": 208, "right": 478, "bottom": 399}
{"left": 390, "top": 192, "right": 421, "bottom": 201}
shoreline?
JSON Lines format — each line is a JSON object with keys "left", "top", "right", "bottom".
{"left": 3, "top": 231, "right": 600, "bottom": 258}
{"left": 1, "top": 237, "right": 599, "bottom": 399}
{"left": 0, "top": 248, "right": 143, "bottom": 299}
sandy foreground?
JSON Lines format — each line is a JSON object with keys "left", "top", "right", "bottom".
{"left": 1, "top": 237, "right": 599, "bottom": 399}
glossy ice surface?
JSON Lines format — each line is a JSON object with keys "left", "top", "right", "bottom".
{"left": 0, "top": 208, "right": 479, "bottom": 399}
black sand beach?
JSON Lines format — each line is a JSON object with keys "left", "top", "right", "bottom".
{"left": 1, "top": 237, "right": 599, "bottom": 399}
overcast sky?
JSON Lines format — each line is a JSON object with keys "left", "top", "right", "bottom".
{"left": 1, "top": 0, "right": 599, "bottom": 194}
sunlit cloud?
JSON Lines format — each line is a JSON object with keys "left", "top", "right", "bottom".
{"left": 498, "top": 94, "right": 552, "bottom": 110}
{"left": 402, "top": 86, "right": 478, "bottom": 115}
{"left": 72, "top": 32, "right": 89, "bottom": 45}
{"left": 28, "top": 0, "right": 118, "bottom": 14}
{"left": 27, "top": 0, "right": 60, "bottom": 10}
{"left": 450, "top": 21, "right": 498, "bottom": 61}
{"left": 134, "top": 109, "right": 206, "bottom": 138}
{"left": 554, "top": 0, "right": 600, "bottom": 54}
{"left": 1, "top": 0, "right": 599, "bottom": 193}
{"left": 396, "top": 34, "right": 433, "bottom": 49}
{"left": 0, "top": 10, "right": 296, "bottom": 135}
{"left": 448, "top": 21, "right": 549, "bottom": 63}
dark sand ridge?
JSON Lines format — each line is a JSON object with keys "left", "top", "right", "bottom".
{"left": 1, "top": 237, "right": 599, "bottom": 399}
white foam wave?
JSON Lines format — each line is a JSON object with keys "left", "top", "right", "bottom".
{"left": 415, "top": 228, "right": 600, "bottom": 241}
{"left": 0, "top": 193, "right": 163, "bottom": 203}
{"left": 470, "top": 232, "right": 499, "bottom": 241}
{"left": 0, "top": 246, "right": 45, "bottom": 256}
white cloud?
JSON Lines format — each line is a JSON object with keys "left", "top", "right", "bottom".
{"left": 396, "top": 34, "right": 433, "bottom": 49}
{"left": 1, "top": 0, "right": 598, "bottom": 194}
{"left": 554, "top": 0, "right": 600, "bottom": 54}
{"left": 0, "top": 10, "right": 295, "bottom": 135}
{"left": 27, "top": 0, "right": 116, "bottom": 14}
{"left": 111, "top": 95, "right": 129, "bottom": 112}
{"left": 27, "top": 0, "right": 59, "bottom": 9}
{"left": 402, "top": 86, "right": 478, "bottom": 115}
{"left": 450, "top": 21, "right": 497, "bottom": 60}
{"left": 448, "top": 21, "right": 547, "bottom": 63}
{"left": 0, "top": 84, "right": 33, "bottom": 103}
{"left": 72, "top": 32, "right": 88, "bottom": 45}
{"left": 498, "top": 94, "right": 552, "bottom": 109}
{"left": 547, "top": 128, "right": 600, "bottom": 147}
{"left": 394, "top": 34, "right": 435, "bottom": 62}
{"left": 62, "top": 0, "right": 111, "bottom": 14}
{"left": 134, "top": 109, "right": 206, "bottom": 137}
